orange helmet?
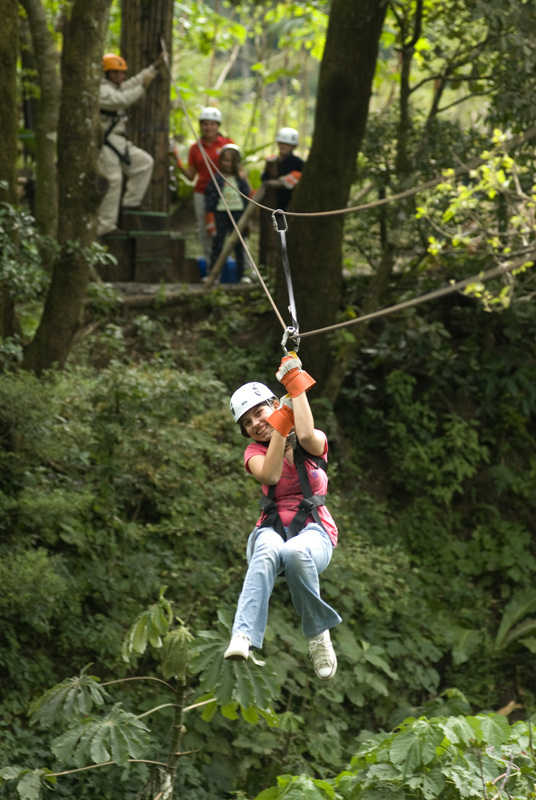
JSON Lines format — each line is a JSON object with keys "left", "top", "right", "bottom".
{"left": 102, "top": 53, "right": 127, "bottom": 72}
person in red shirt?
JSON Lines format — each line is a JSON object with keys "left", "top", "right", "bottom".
{"left": 174, "top": 107, "right": 234, "bottom": 263}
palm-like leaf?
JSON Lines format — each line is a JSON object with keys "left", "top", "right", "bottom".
{"left": 29, "top": 666, "right": 107, "bottom": 728}
{"left": 189, "top": 622, "right": 279, "bottom": 722}
{"left": 122, "top": 594, "right": 173, "bottom": 661}
{"left": 51, "top": 703, "right": 150, "bottom": 767}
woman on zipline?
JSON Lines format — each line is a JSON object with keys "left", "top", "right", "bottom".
{"left": 225, "top": 354, "right": 341, "bottom": 680}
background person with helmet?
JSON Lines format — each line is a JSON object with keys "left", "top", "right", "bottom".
{"left": 224, "top": 357, "right": 341, "bottom": 681}
{"left": 97, "top": 53, "right": 164, "bottom": 237}
{"left": 261, "top": 127, "right": 304, "bottom": 211}
{"left": 204, "top": 144, "right": 252, "bottom": 283}
{"left": 173, "top": 107, "right": 234, "bottom": 263}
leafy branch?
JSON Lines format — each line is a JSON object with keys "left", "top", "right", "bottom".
{"left": 0, "top": 591, "right": 280, "bottom": 800}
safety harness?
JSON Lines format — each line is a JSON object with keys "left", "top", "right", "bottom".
{"left": 258, "top": 438, "right": 327, "bottom": 541}
{"left": 100, "top": 110, "right": 131, "bottom": 165}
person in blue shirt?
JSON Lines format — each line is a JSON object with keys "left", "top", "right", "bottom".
{"left": 261, "top": 127, "right": 304, "bottom": 211}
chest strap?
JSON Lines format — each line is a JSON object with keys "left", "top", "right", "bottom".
{"left": 258, "top": 440, "right": 327, "bottom": 541}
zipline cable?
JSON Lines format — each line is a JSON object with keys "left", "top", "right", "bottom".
{"left": 298, "top": 251, "right": 536, "bottom": 340}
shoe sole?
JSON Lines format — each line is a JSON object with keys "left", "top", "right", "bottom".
{"left": 224, "top": 651, "right": 248, "bottom": 661}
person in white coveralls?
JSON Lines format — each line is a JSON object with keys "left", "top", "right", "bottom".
{"left": 97, "top": 52, "right": 164, "bottom": 236}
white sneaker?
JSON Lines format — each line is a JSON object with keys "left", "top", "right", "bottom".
{"left": 224, "top": 632, "right": 250, "bottom": 661}
{"left": 308, "top": 630, "right": 337, "bottom": 680}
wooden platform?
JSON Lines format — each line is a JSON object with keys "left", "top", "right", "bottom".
{"left": 95, "top": 210, "right": 205, "bottom": 284}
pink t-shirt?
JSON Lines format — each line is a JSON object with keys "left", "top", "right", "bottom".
{"left": 244, "top": 434, "right": 338, "bottom": 547}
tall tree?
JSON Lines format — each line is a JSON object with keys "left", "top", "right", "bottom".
{"left": 322, "top": 0, "right": 536, "bottom": 402}
{"left": 0, "top": 0, "right": 18, "bottom": 204}
{"left": 280, "top": 0, "right": 388, "bottom": 384}
{"left": 0, "top": 0, "right": 20, "bottom": 342}
{"left": 19, "top": 0, "right": 61, "bottom": 237}
{"left": 121, "top": 0, "right": 173, "bottom": 213}
{"left": 22, "top": 0, "right": 113, "bottom": 374}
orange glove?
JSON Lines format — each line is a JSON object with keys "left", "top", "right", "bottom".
{"left": 281, "top": 170, "right": 302, "bottom": 189}
{"left": 267, "top": 396, "right": 294, "bottom": 437}
{"left": 276, "top": 354, "right": 315, "bottom": 398}
{"left": 205, "top": 212, "right": 216, "bottom": 236}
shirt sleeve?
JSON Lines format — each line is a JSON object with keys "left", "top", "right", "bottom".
{"left": 244, "top": 442, "right": 266, "bottom": 473}
{"left": 99, "top": 68, "right": 154, "bottom": 111}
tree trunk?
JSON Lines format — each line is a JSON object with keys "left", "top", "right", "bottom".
{"left": 280, "top": 0, "right": 388, "bottom": 386}
{"left": 22, "top": 0, "right": 113, "bottom": 374}
{"left": 0, "top": 0, "right": 18, "bottom": 205}
{"left": 323, "top": 0, "right": 424, "bottom": 404}
{"left": 0, "top": 0, "right": 19, "bottom": 343}
{"left": 120, "top": 0, "right": 173, "bottom": 213}
{"left": 19, "top": 0, "right": 61, "bottom": 238}
{"left": 258, "top": 159, "right": 280, "bottom": 270}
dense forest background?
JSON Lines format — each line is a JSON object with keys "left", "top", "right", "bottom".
{"left": 2, "top": 1, "right": 536, "bottom": 799}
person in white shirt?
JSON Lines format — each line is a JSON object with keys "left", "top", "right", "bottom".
{"left": 97, "top": 52, "right": 163, "bottom": 236}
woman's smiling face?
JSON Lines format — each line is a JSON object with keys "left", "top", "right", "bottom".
{"left": 240, "top": 402, "right": 275, "bottom": 442}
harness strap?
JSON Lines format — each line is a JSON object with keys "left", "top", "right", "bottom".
{"left": 101, "top": 110, "right": 131, "bottom": 165}
{"left": 258, "top": 439, "right": 327, "bottom": 541}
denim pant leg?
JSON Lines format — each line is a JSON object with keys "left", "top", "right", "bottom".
{"left": 232, "top": 527, "right": 284, "bottom": 649}
{"left": 281, "top": 523, "right": 342, "bottom": 639}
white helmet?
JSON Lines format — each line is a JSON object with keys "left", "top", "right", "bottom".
{"left": 220, "top": 143, "right": 241, "bottom": 159}
{"left": 230, "top": 382, "right": 276, "bottom": 424}
{"left": 199, "top": 107, "right": 222, "bottom": 123}
{"left": 276, "top": 127, "right": 299, "bottom": 146}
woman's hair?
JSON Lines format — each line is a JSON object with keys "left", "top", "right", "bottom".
{"left": 220, "top": 145, "right": 241, "bottom": 176}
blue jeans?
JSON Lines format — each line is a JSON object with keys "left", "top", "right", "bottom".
{"left": 231, "top": 523, "right": 342, "bottom": 649}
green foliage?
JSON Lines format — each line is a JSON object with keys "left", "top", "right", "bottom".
{"left": 0, "top": 202, "right": 51, "bottom": 304}
{"left": 0, "top": 589, "right": 281, "bottom": 798}
{"left": 168, "top": 1, "right": 321, "bottom": 150}
{"left": 416, "top": 131, "right": 536, "bottom": 311}
{"left": 161, "top": 625, "right": 196, "bottom": 681}
{"left": 51, "top": 704, "right": 150, "bottom": 768}
{"left": 7, "top": 0, "right": 536, "bottom": 795}
{"left": 122, "top": 591, "right": 174, "bottom": 658}
{"left": 29, "top": 666, "right": 108, "bottom": 729}
{"left": 495, "top": 591, "right": 536, "bottom": 652}
{"left": 254, "top": 714, "right": 536, "bottom": 800}
{"left": 190, "top": 610, "right": 279, "bottom": 726}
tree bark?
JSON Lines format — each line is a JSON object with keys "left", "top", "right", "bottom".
{"left": 0, "top": 0, "right": 18, "bottom": 205}
{"left": 19, "top": 0, "right": 61, "bottom": 238}
{"left": 120, "top": 0, "right": 173, "bottom": 213}
{"left": 22, "top": 0, "right": 113, "bottom": 374}
{"left": 0, "top": 0, "right": 19, "bottom": 343}
{"left": 280, "top": 0, "right": 388, "bottom": 386}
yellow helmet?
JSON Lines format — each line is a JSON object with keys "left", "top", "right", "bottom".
{"left": 102, "top": 53, "right": 127, "bottom": 72}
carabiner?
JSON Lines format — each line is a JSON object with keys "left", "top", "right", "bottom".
{"left": 281, "top": 326, "right": 300, "bottom": 355}
{"left": 272, "top": 209, "right": 288, "bottom": 233}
